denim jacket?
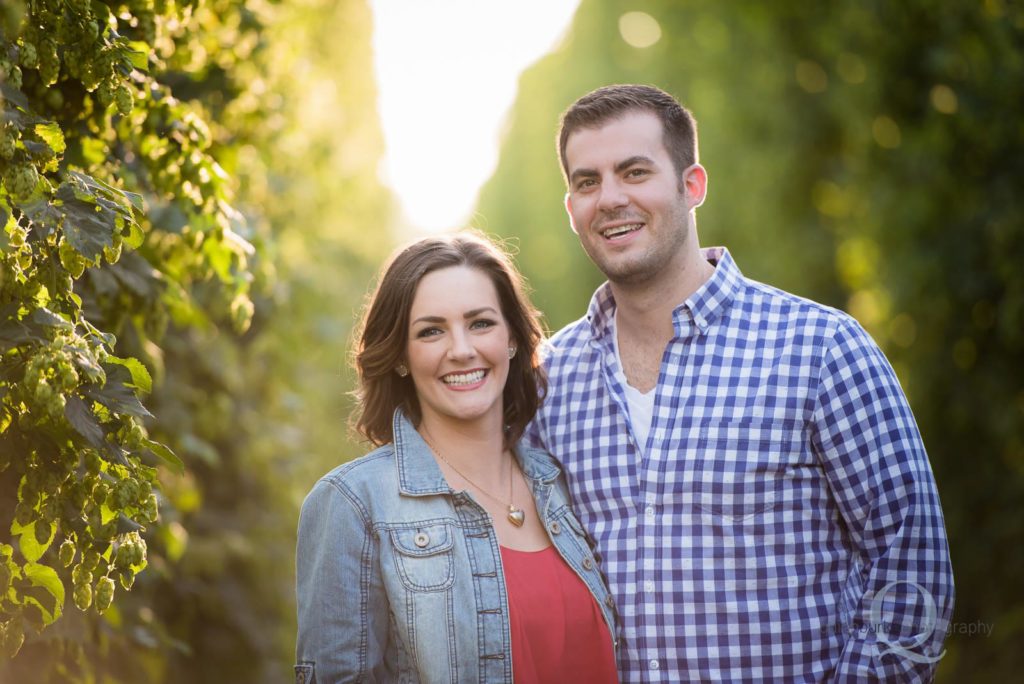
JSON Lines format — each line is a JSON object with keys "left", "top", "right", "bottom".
{"left": 295, "top": 411, "right": 618, "bottom": 683}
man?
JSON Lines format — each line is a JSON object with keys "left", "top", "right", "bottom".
{"left": 528, "top": 84, "right": 954, "bottom": 682}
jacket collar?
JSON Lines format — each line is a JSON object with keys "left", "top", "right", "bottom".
{"left": 391, "top": 409, "right": 561, "bottom": 497}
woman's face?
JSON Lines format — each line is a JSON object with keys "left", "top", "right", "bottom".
{"left": 405, "top": 265, "right": 512, "bottom": 432}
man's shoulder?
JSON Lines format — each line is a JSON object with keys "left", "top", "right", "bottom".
{"left": 734, "top": 275, "right": 857, "bottom": 332}
{"left": 541, "top": 315, "right": 594, "bottom": 362}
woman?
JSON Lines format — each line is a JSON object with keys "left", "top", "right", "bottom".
{"left": 295, "top": 232, "right": 619, "bottom": 683}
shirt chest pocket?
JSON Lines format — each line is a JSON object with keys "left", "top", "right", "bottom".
{"left": 692, "top": 421, "right": 803, "bottom": 522}
{"left": 389, "top": 523, "right": 456, "bottom": 592}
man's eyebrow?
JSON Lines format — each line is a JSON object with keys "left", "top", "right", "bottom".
{"left": 569, "top": 156, "right": 657, "bottom": 185}
{"left": 569, "top": 167, "right": 599, "bottom": 185}
{"left": 614, "top": 155, "right": 656, "bottom": 174}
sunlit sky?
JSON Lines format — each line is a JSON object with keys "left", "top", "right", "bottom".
{"left": 370, "top": 0, "right": 582, "bottom": 235}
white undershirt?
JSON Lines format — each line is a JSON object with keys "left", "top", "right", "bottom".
{"left": 611, "top": 310, "right": 655, "bottom": 454}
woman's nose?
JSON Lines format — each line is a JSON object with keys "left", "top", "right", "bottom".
{"left": 446, "top": 328, "right": 476, "bottom": 361}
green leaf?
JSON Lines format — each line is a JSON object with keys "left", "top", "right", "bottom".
{"left": 23, "top": 563, "right": 64, "bottom": 625}
{"left": 126, "top": 42, "right": 151, "bottom": 71}
{"left": 100, "top": 503, "right": 116, "bottom": 525}
{"left": 64, "top": 396, "right": 108, "bottom": 451}
{"left": 0, "top": 303, "right": 50, "bottom": 352}
{"left": 125, "top": 220, "right": 144, "bottom": 248}
{"left": 12, "top": 518, "right": 55, "bottom": 563}
{"left": 57, "top": 186, "right": 116, "bottom": 262}
{"left": 0, "top": 82, "right": 34, "bottom": 120}
{"left": 34, "top": 122, "right": 66, "bottom": 156}
{"left": 116, "top": 513, "right": 144, "bottom": 534}
{"left": 84, "top": 364, "right": 153, "bottom": 419}
{"left": 105, "top": 355, "right": 152, "bottom": 394}
{"left": 19, "top": 196, "right": 65, "bottom": 239}
{"left": 30, "top": 307, "right": 73, "bottom": 331}
{"left": 144, "top": 439, "right": 184, "bottom": 473}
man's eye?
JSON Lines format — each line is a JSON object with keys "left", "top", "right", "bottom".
{"left": 626, "top": 168, "right": 649, "bottom": 178}
{"left": 575, "top": 179, "right": 597, "bottom": 191}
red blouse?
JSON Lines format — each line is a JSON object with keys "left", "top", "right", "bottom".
{"left": 500, "top": 545, "right": 618, "bottom": 684}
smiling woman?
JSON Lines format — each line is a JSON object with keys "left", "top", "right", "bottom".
{"left": 294, "top": 231, "right": 620, "bottom": 683}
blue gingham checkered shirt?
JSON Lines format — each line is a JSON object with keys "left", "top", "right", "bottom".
{"left": 528, "top": 247, "right": 954, "bottom": 683}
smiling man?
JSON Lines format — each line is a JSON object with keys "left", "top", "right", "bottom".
{"left": 527, "top": 84, "right": 955, "bottom": 682}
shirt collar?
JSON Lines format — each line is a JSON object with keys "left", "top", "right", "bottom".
{"left": 391, "top": 409, "right": 561, "bottom": 497}
{"left": 585, "top": 246, "right": 743, "bottom": 339}
{"left": 685, "top": 246, "right": 743, "bottom": 334}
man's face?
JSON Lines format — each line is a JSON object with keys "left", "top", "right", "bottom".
{"left": 563, "top": 110, "right": 704, "bottom": 286}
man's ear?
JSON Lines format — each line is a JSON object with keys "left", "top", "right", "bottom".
{"left": 564, "top": 192, "right": 579, "bottom": 235}
{"left": 683, "top": 164, "right": 708, "bottom": 210}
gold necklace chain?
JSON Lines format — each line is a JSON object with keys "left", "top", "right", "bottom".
{"left": 421, "top": 430, "right": 526, "bottom": 528}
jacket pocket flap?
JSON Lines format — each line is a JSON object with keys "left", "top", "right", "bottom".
{"left": 390, "top": 523, "right": 453, "bottom": 557}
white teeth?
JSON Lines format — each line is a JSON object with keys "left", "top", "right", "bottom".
{"left": 442, "top": 370, "right": 485, "bottom": 386}
{"left": 602, "top": 223, "right": 643, "bottom": 239}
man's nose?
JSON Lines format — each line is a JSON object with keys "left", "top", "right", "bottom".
{"left": 597, "top": 178, "right": 629, "bottom": 212}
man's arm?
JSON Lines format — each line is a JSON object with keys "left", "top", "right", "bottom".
{"left": 812, "top": 318, "right": 954, "bottom": 682}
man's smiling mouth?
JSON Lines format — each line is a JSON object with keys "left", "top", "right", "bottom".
{"left": 601, "top": 223, "right": 644, "bottom": 240}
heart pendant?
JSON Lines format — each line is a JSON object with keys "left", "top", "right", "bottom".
{"left": 507, "top": 507, "right": 525, "bottom": 528}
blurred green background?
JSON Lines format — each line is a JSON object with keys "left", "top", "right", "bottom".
{"left": 2, "top": 0, "right": 1021, "bottom": 681}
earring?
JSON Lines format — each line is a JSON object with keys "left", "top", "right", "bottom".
{"left": 395, "top": 365, "right": 409, "bottom": 377}
{"left": 508, "top": 347, "right": 517, "bottom": 360}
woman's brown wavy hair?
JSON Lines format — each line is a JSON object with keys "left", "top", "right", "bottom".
{"left": 352, "top": 231, "right": 547, "bottom": 448}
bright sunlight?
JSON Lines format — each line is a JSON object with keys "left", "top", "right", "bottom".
{"left": 370, "top": 0, "right": 581, "bottom": 234}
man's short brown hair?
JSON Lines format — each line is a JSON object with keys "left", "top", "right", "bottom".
{"left": 557, "top": 84, "right": 699, "bottom": 185}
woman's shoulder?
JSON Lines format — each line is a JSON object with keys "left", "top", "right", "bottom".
{"left": 516, "top": 442, "right": 567, "bottom": 485}
{"left": 313, "top": 444, "right": 398, "bottom": 493}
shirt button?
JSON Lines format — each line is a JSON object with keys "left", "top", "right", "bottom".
{"left": 549, "top": 521, "right": 561, "bottom": 535}
{"left": 582, "top": 557, "right": 594, "bottom": 570}
{"left": 644, "top": 580, "right": 655, "bottom": 592}
{"left": 605, "top": 595, "right": 615, "bottom": 608}
{"left": 649, "top": 659, "right": 660, "bottom": 670}
{"left": 414, "top": 532, "right": 430, "bottom": 548}
{"left": 297, "top": 673, "right": 305, "bottom": 684}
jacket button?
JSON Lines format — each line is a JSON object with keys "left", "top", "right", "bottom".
{"left": 582, "top": 557, "right": 594, "bottom": 570}
{"left": 549, "top": 521, "right": 561, "bottom": 535}
{"left": 297, "top": 672, "right": 305, "bottom": 684}
{"left": 414, "top": 532, "right": 430, "bottom": 548}
{"left": 605, "top": 595, "right": 615, "bottom": 608}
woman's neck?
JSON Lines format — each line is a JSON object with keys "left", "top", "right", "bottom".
{"left": 418, "top": 413, "right": 507, "bottom": 479}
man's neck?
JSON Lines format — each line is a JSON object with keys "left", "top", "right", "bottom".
{"left": 610, "top": 246, "right": 714, "bottom": 342}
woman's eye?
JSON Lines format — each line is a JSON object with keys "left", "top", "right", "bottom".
{"left": 416, "top": 327, "right": 443, "bottom": 338}
{"left": 470, "top": 318, "right": 496, "bottom": 330}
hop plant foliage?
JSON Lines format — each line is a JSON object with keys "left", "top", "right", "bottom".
{"left": 0, "top": 0, "right": 257, "bottom": 661}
